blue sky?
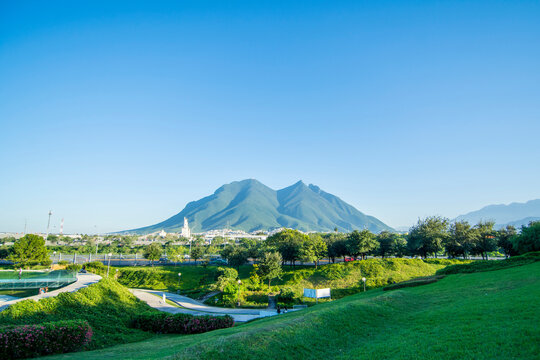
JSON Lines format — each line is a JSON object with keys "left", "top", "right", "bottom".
{"left": 1, "top": 1, "right": 539, "bottom": 234}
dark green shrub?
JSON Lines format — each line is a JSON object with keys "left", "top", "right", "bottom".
{"left": 278, "top": 287, "right": 295, "bottom": 304}
{"left": 66, "top": 264, "right": 82, "bottom": 272}
{"left": 41, "top": 258, "right": 53, "bottom": 267}
{"left": 383, "top": 275, "right": 445, "bottom": 291}
{"left": 131, "top": 313, "right": 234, "bottom": 334}
{"left": 0, "top": 320, "right": 92, "bottom": 359}
{"left": 436, "top": 253, "right": 540, "bottom": 275}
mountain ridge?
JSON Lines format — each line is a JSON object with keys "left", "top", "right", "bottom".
{"left": 455, "top": 199, "right": 540, "bottom": 229}
{"left": 120, "top": 179, "right": 392, "bottom": 234}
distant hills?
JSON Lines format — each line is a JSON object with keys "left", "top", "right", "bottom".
{"left": 455, "top": 199, "right": 540, "bottom": 229}
{"left": 121, "top": 179, "right": 393, "bottom": 234}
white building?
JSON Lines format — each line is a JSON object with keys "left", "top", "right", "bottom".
{"left": 181, "top": 217, "right": 191, "bottom": 238}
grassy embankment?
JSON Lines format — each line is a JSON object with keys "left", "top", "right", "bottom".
{"left": 87, "top": 258, "right": 466, "bottom": 306}
{"left": 0, "top": 278, "right": 156, "bottom": 350}
{"left": 46, "top": 254, "right": 540, "bottom": 360}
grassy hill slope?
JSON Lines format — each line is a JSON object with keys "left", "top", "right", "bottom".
{"left": 48, "top": 260, "right": 540, "bottom": 359}
{"left": 0, "top": 279, "right": 155, "bottom": 350}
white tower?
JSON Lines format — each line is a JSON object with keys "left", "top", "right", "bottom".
{"left": 181, "top": 217, "right": 191, "bottom": 238}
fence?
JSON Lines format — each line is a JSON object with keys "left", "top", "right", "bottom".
{"left": 49, "top": 254, "right": 200, "bottom": 267}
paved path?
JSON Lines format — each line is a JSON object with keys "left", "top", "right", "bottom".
{"left": 130, "top": 289, "right": 285, "bottom": 322}
{"left": 0, "top": 273, "right": 102, "bottom": 311}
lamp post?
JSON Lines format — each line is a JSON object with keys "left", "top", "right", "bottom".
{"left": 53, "top": 251, "right": 56, "bottom": 264}
{"left": 107, "top": 253, "right": 112, "bottom": 277}
{"left": 362, "top": 277, "right": 366, "bottom": 292}
{"left": 178, "top": 272, "right": 182, "bottom": 289}
{"left": 237, "top": 279, "right": 242, "bottom": 306}
{"left": 115, "top": 268, "right": 119, "bottom": 279}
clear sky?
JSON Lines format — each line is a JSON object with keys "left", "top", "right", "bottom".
{"left": 1, "top": 1, "right": 539, "bottom": 234}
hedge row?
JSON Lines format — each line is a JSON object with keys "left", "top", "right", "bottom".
{"left": 0, "top": 320, "right": 92, "bottom": 359}
{"left": 383, "top": 275, "right": 445, "bottom": 291}
{"left": 132, "top": 313, "right": 234, "bottom": 334}
{"left": 436, "top": 252, "right": 540, "bottom": 275}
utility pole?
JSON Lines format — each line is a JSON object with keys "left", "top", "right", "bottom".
{"left": 46, "top": 210, "right": 52, "bottom": 240}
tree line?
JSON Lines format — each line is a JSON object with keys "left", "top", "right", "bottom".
{"left": 2, "top": 219, "right": 539, "bottom": 268}
{"left": 216, "top": 219, "right": 540, "bottom": 268}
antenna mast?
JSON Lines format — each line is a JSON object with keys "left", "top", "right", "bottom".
{"left": 46, "top": 210, "right": 52, "bottom": 239}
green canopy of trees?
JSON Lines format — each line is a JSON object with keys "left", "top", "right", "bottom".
{"left": 8, "top": 234, "right": 49, "bottom": 268}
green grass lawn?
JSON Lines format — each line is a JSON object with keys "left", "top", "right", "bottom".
{"left": 45, "top": 260, "right": 540, "bottom": 359}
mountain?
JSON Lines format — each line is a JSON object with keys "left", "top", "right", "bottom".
{"left": 121, "top": 179, "right": 393, "bottom": 234}
{"left": 455, "top": 199, "right": 540, "bottom": 229}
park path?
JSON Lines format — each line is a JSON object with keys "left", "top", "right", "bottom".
{"left": 129, "top": 289, "right": 284, "bottom": 322}
{"left": 0, "top": 273, "right": 102, "bottom": 311}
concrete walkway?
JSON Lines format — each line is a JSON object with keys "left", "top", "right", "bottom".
{"left": 130, "top": 289, "right": 287, "bottom": 322}
{"left": 0, "top": 273, "right": 102, "bottom": 311}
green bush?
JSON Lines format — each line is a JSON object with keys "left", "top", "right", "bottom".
{"left": 244, "top": 291, "right": 269, "bottom": 306}
{"left": 383, "top": 275, "right": 445, "bottom": 291}
{"left": 131, "top": 313, "right": 234, "bottom": 334}
{"left": 58, "top": 260, "right": 70, "bottom": 266}
{"left": 319, "top": 265, "right": 348, "bottom": 280}
{"left": 66, "top": 263, "right": 83, "bottom": 272}
{"left": 84, "top": 261, "right": 106, "bottom": 275}
{"left": 0, "top": 320, "right": 92, "bottom": 359}
{"left": 278, "top": 287, "right": 296, "bottom": 304}
{"left": 436, "top": 252, "right": 540, "bottom": 275}
{"left": 41, "top": 258, "right": 53, "bottom": 267}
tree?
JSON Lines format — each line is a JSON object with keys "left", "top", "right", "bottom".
{"left": 266, "top": 229, "right": 307, "bottom": 266}
{"left": 324, "top": 233, "right": 348, "bottom": 262}
{"left": 301, "top": 234, "right": 327, "bottom": 268}
{"left": 346, "top": 230, "right": 378, "bottom": 260}
{"left": 143, "top": 242, "right": 162, "bottom": 266}
{"left": 238, "top": 238, "right": 261, "bottom": 261}
{"left": 473, "top": 221, "right": 497, "bottom": 260}
{"left": 407, "top": 216, "right": 448, "bottom": 258}
{"left": 393, "top": 235, "right": 408, "bottom": 257}
{"left": 258, "top": 251, "right": 283, "bottom": 289}
{"left": 513, "top": 221, "right": 540, "bottom": 255}
{"left": 497, "top": 225, "right": 517, "bottom": 258}
{"left": 211, "top": 236, "right": 225, "bottom": 247}
{"left": 376, "top": 231, "right": 398, "bottom": 258}
{"left": 445, "top": 221, "right": 477, "bottom": 259}
{"left": 47, "top": 234, "right": 59, "bottom": 244}
{"left": 8, "top": 234, "right": 49, "bottom": 268}
{"left": 191, "top": 245, "right": 205, "bottom": 264}
{"left": 225, "top": 247, "right": 249, "bottom": 270}
{"left": 214, "top": 267, "right": 239, "bottom": 291}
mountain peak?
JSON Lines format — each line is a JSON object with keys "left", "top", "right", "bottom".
{"left": 121, "top": 180, "right": 393, "bottom": 234}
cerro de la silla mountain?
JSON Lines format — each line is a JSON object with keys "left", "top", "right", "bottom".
{"left": 121, "top": 179, "right": 393, "bottom": 234}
